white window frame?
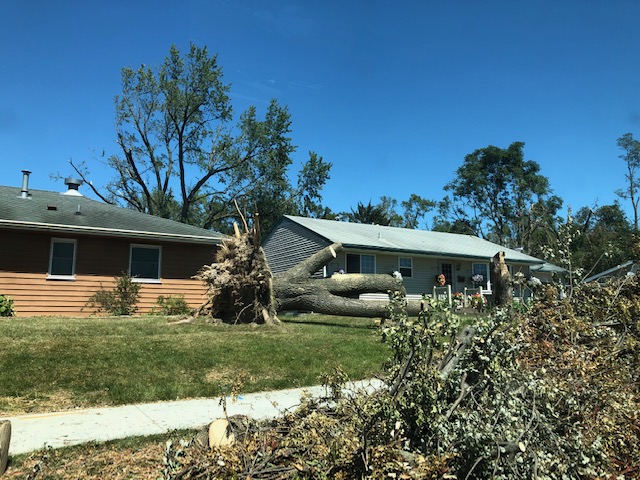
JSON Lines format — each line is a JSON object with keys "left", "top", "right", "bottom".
{"left": 48, "top": 238, "right": 77, "bottom": 280}
{"left": 346, "top": 253, "right": 376, "bottom": 274}
{"left": 398, "top": 257, "right": 413, "bottom": 278}
{"left": 472, "top": 262, "right": 491, "bottom": 291}
{"left": 129, "top": 244, "right": 162, "bottom": 283}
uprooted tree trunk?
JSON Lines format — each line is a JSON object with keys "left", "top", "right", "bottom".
{"left": 195, "top": 220, "right": 280, "bottom": 325}
{"left": 195, "top": 228, "right": 410, "bottom": 323}
{"left": 274, "top": 242, "right": 407, "bottom": 318}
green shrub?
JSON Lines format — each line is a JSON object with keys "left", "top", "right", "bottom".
{"left": 0, "top": 294, "right": 15, "bottom": 317}
{"left": 153, "top": 295, "right": 191, "bottom": 316}
{"left": 85, "top": 273, "right": 141, "bottom": 316}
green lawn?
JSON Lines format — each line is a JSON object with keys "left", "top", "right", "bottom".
{"left": 0, "top": 314, "right": 388, "bottom": 415}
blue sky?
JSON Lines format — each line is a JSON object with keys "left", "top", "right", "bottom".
{"left": 2, "top": 0, "right": 640, "bottom": 226}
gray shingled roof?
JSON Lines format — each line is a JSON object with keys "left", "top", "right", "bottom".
{"left": 0, "top": 186, "right": 223, "bottom": 244}
{"left": 284, "top": 215, "right": 544, "bottom": 265}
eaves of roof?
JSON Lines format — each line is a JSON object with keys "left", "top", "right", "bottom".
{"left": 0, "top": 219, "right": 222, "bottom": 245}
{"left": 341, "top": 243, "right": 541, "bottom": 264}
{"left": 0, "top": 186, "right": 224, "bottom": 245}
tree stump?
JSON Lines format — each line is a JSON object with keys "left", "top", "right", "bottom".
{"left": 491, "top": 251, "right": 512, "bottom": 306}
{"left": 0, "top": 420, "right": 10, "bottom": 475}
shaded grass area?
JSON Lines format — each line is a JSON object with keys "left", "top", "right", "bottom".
{"left": 0, "top": 314, "right": 388, "bottom": 415}
{"left": 4, "top": 430, "right": 192, "bottom": 479}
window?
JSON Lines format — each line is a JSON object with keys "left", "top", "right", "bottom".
{"left": 399, "top": 257, "right": 413, "bottom": 278}
{"left": 49, "top": 238, "right": 77, "bottom": 278}
{"left": 130, "top": 245, "right": 161, "bottom": 281}
{"left": 441, "top": 262, "right": 453, "bottom": 284}
{"left": 472, "top": 263, "right": 489, "bottom": 288}
{"left": 346, "top": 253, "right": 376, "bottom": 274}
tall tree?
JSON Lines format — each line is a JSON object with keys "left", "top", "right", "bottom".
{"left": 438, "top": 142, "right": 560, "bottom": 249}
{"left": 517, "top": 194, "right": 563, "bottom": 258}
{"left": 344, "top": 200, "right": 397, "bottom": 226}
{"left": 616, "top": 132, "right": 640, "bottom": 232}
{"left": 400, "top": 194, "right": 436, "bottom": 229}
{"left": 295, "top": 151, "right": 334, "bottom": 218}
{"left": 72, "top": 43, "right": 330, "bottom": 234}
{"left": 432, "top": 196, "right": 480, "bottom": 235}
{"left": 572, "top": 202, "right": 634, "bottom": 276}
{"left": 342, "top": 195, "right": 435, "bottom": 229}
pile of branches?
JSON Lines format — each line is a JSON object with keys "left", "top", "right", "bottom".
{"left": 164, "top": 280, "right": 640, "bottom": 479}
{"left": 194, "top": 216, "right": 279, "bottom": 325}
{"left": 162, "top": 376, "right": 449, "bottom": 480}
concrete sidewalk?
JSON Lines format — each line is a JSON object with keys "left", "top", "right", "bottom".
{"left": 1, "top": 380, "right": 382, "bottom": 456}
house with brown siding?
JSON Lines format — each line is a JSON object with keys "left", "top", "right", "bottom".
{"left": 0, "top": 173, "right": 223, "bottom": 316}
{"left": 263, "top": 215, "right": 548, "bottom": 301}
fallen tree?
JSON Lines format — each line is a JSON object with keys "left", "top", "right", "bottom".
{"left": 195, "top": 221, "right": 408, "bottom": 323}
{"left": 273, "top": 242, "right": 406, "bottom": 318}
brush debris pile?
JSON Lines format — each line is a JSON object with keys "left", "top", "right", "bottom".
{"left": 164, "top": 284, "right": 640, "bottom": 479}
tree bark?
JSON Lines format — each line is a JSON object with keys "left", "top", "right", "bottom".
{"left": 491, "top": 251, "right": 512, "bottom": 306}
{"left": 273, "top": 243, "right": 410, "bottom": 318}
{"left": 0, "top": 420, "right": 10, "bottom": 475}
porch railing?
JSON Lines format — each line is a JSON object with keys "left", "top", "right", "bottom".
{"left": 432, "top": 285, "right": 452, "bottom": 306}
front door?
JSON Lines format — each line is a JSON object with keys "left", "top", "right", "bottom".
{"left": 441, "top": 262, "right": 453, "bottom": 289}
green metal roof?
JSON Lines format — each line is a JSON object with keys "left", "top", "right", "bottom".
{"left": 0, "top": 186, "right": 224, "bottom": 245}
{"left": 284, "top": 215, "right": 544, "bottom": 265}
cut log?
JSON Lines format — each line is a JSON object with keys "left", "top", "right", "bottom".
{"left": 0, "top": 420, "right": 10, "bottom": 475}
{"left": 281, "top": 242, "right": 340, "bottom": 280}
{"left": 208, "top": 419, "right": 235, "bottom": 448}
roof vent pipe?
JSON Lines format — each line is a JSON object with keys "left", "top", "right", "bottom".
{"left": 20, "top": 170, "right": 31, "bottom": 198}
{"left": 62, "top": 177, "right": 84, "bottom": 196}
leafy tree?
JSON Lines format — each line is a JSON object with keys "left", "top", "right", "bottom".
{"left": 294, "top": 151, "right": 333, "bottom": 218}
{"left": 540, "top": 203, "right": 634, "bottom": 283}
{"left": 378, "top": 196, "right": 405, "bottom": 226}
{"left": 572, "top": 202, "right": 634, "bottom": 276}
{"left": 616, "top": 132, "right": 640, "bottom": 231}
{"left": 72, "top": 43, "right": 330, "bottom": 235}
{"left": 342, "top": 195, "right": 435, "bottom": 229}
{"left": 438, "top": 141, "right": 561, "bottom": 249}
{"left": 344, "top": 199, "right": 397, "bottom": 226}
{"left": 400, "top": 194, "right": 436, "bottom": 229}
{"left": 518, "top": 193, "right": 563, "bottom": 258}
{"left": 432, "top": 196, "right": 480, "bottom": 235}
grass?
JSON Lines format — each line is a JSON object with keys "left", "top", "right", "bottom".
{"left": 4, "top": 430, "right": 190, "bottom": 479}
{"left": 0, "top": 313, "right": 389, "bottom": 415}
